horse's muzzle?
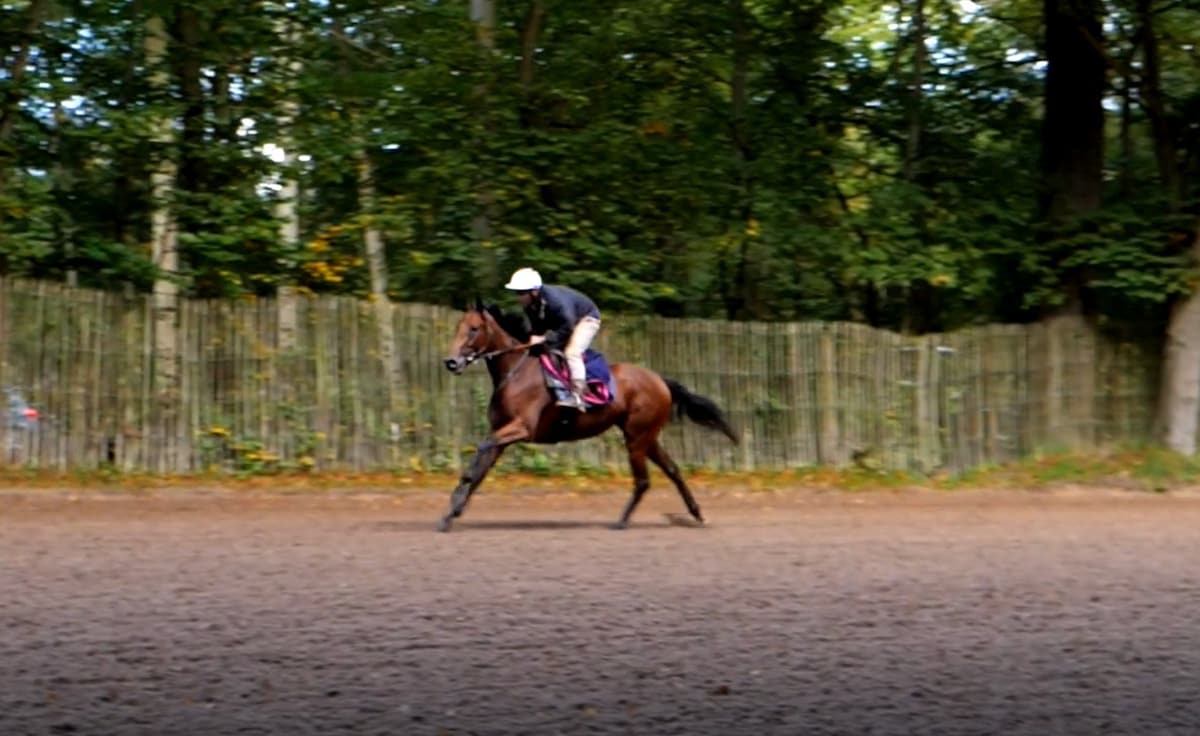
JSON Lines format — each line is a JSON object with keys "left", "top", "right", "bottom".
{"left": 444, "top": 356, "right": 467, "bottom": 374}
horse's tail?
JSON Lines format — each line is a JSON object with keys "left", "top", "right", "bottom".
{"left": 662, "top": 377, "right": 739, "bottom": 445}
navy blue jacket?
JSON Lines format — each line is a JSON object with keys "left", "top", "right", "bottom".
{"left": 526, "top": 284, "right": 600, "bottom": 349}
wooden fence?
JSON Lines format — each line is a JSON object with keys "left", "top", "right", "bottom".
{"left": 0, "top": 277, "right": 1163, "bottom": 475}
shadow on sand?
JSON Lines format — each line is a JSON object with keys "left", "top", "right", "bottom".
{"left": 357, "top": 513, "right": 705, "bottom": 533}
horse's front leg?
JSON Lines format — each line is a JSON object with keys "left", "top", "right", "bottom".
{"left": 436, "top": 442, "right": 504, "bottom": 532}
{"left": 437, "top": 420, "right": 528, "bottom": 532}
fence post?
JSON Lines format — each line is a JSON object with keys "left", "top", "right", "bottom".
{"left": 817, "top": 326, "right": 840, "bottom": 465}
{"left": 915, "top": 338, "right": 937, "bottom": 471}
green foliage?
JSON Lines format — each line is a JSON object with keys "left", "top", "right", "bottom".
{"left": 1, "top": 0, "right": 1198, "bottom": 331}
{"left": 0, "top": 177, "right": 57, "bottom": 268}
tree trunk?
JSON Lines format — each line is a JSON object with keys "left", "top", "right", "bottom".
{"left": 470, "top": 0, "right": 496, "bottom": 47}
{"left": 1158, "top": 225, "right": 1200, "bottom": 455}
{"left": 48, "top": 57, "right": 77, "bottom": 287}
{"left": 1117, "top": 17, "right": 1136, "bottom": 200}
{"left": 356, "top": 146, "right": 405, "bottom": 459}
{"left": 173, "top": 5, "right": 206, "bottom": 195}
{"left": 1135, "top": 0, "right": 1180, "bottom": 209}
{"left": 1144, "top": 1, "right": 1195, "bottom": 453}
{"left": 1036, "top": 0, "right": 1105, "bottom": 449}
{"left": 1039, "top": 0, "right": 1105, "bottom": 223}
{"left": 0, "top": 0, "right": 48, "bottom": 146}
{"left": 470, "top": 0, "right": 500, "bottom": 288}
{"left": 516, "top": 0, "right": 563, "bottom": 251}
{"left": 0, "top": 0, "right": 49, "bottom": 200}
{"left": 902, "top": 0, "right": 929, "bottom": 334}
{"left": 212, "top": 63, "right": 234, "bottom": 142}
{"left": 358, "top": 150, "right": 388, "bottom": 300}
{"left": 146, "top": 14, "right": 182, "bottom": 472}
{"left": 725, "top": 0, "right": 755, "bottom": 320}
{"left": 519, "top": 1, "right": 545, "bottom": 94}
{"left": 274, "top": 13, "right": 302, "bottom": 290}
{"left": 902, "top": 0, "right": 925, "bottom": 183}
{"left": 110, "top": 0, "right": 146, "bottom": 261}
{"left": 1038, "top": 0, "right": 1106, "bottom": 314}
{"left": 1118, "top": 69, "right": 1134, "bottom": 199}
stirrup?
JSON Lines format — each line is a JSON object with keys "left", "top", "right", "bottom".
{"left": 556, "top": 393, "right": 585, "bottom": 410}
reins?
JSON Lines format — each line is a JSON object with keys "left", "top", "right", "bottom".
{"left": 466, "top": 340, "right": 535, "bottom": 366}
{"left": 462, "top": 337, "right": 540, "bottom": 394}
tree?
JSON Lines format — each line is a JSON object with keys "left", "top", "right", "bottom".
{"left": 1145, "top": 0, "right": 1200, "bottom": 454}
{"left": 145, "top": 11, "right": 181, "bottom": 470}
{"left": 0, "top": 0, "right": 1195, "bottom": 344}
{"left": 1036, "top": 0, "right": 1106, "bottom": 315}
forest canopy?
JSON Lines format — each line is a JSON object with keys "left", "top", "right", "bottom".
{"left": 1, "top": 0, "right": 1197, "bottom": 335}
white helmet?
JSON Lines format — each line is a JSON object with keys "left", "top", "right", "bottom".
{"left": 504, "top": 267, "right": 543, "bottom": 291}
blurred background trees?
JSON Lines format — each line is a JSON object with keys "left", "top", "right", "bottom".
{"left": 0, "top": 0, "right": 1196, "bottom": 332}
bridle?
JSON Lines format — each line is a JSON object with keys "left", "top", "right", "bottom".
{"left": 463, "top": 340, "right": 533, "bottom": 367}
{"left": 457, "top": 317, "right": 537, "bottom": 390}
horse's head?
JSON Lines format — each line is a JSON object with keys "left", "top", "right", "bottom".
{"left": 444, "top": 303, "right": 490, "bottom": 374}
{"left": 445, "top": 299, "right": 514, "bottom": 374}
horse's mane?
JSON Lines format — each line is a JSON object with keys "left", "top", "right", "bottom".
{"left": 483, "top": 303, "right": 531, "bottom": 342}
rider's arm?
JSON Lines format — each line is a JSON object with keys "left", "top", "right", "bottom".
{"left": 543, "top": 293, "right": 577, "bottom": 349}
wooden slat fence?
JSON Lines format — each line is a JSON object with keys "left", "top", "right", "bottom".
{"left": 0, "top": 277, "right": 1162, "bottom": 475}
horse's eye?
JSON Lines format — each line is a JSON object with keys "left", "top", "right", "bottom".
{"left": 468, "top": 327, "right": 478, "bottom": 338}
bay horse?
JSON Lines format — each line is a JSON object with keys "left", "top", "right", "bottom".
{"left": 439, "top": 299, "right": 739, "bottom": 532}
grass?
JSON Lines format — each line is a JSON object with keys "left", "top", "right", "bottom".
{"left": 934, "top": 446, "right": 1200, "bottom": 493}
{"left": 1, "top": 446, "right": 1199, "bottom": 495}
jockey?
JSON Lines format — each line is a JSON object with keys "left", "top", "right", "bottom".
{"left": 504, "top": 267, "right": 602, "bottom": 411}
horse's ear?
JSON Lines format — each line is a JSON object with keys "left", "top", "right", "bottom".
{"left": 474, "top": 295, "right": 485, "bottom": 312}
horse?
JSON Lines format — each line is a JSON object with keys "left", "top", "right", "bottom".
{"left": 439, "top": 299, "right": 739, "bottom": 532}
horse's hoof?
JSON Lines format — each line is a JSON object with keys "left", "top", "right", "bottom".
{"left": 609, "top": 520, "right": 629, "bottom": 531}
{"left": 436, "top": 518, "right": 454, "bottom": 533}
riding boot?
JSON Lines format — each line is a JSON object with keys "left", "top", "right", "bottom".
{"left": 557, "top": 378, "right": 586, "bottom": 410}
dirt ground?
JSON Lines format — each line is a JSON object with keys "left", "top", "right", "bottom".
{"left": 3, "top": 483, "right": 1200, "bottom": 736}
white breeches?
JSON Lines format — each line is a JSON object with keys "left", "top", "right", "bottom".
{"left": 564, "top": 316, "right": 601, "bottom": 388}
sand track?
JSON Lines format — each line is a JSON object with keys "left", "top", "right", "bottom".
{"left": 3, "top": 487, "right": 1199, "bottom": 735}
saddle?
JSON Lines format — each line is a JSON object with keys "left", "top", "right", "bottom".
{"left": 538, "top": 348, "right": 618, "bottom": 410}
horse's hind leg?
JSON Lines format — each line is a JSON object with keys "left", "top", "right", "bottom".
{"left": 648, "top": 440, "right": 704, "bottom": 524}
{"left": 614, "top": 441, "right": 651, "bottom": 530}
